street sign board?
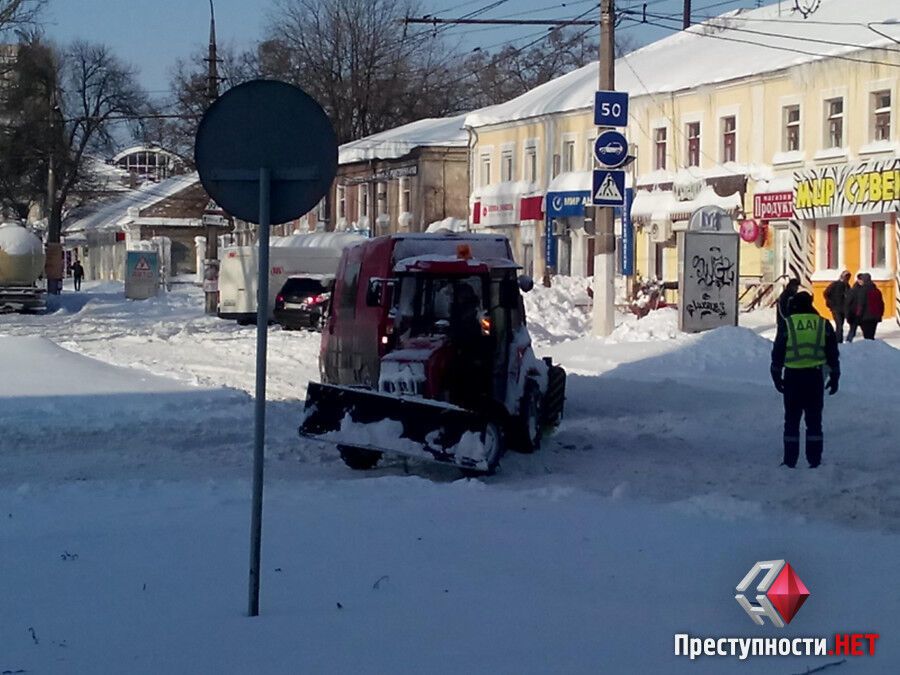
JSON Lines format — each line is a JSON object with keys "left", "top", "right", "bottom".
{"left": 124, "top": 251, "right": 159, "bottom": 300}
{"left": 594, "top": 130, "right": 629, "bottom": 168}
{"left": 620, "top": 188, "right": 634, "bottom": 276}
{"left": 591, "top": 169, "right": 626, "bottom": 207}
{"left": 594, "top": 90, "right": 629, "bottom": 127}
{"left": 688, "top": 205, "right": 735, "bottom": 233}
{"left": 194, "top": 80, "right": 338, "bottom": 225}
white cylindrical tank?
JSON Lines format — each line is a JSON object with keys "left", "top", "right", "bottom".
{"left": 0, "top": 222, "right": 45, "bottom": 286}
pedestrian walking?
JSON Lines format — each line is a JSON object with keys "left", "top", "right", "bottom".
{"left": 824, "top": 270, "right": 851, "bottom": 343}
{"left": 845, "top": 273, "right": 866, "bottom": 343}
{"left": 71, "top": 259, "right": 84, "bottom": 291}
{"left": 856, "top": 273, "right": 884, "bottom": 340}
{"left": 775, "top": 278, "right": 801, "bottom": 335}
{"left": 771, "top": 291, "right": 839, "bottom": 468}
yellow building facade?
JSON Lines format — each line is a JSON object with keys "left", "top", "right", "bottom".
{"left": 464, "top": 1, "right": 900, "bottom": 318}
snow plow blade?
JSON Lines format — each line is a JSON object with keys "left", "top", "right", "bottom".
{"left": 299, "top": 382, "right": 497, "bottom": 471}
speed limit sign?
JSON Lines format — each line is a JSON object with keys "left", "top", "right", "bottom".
{"left": 594, "top": 90, "right": 629, "bottom": 127}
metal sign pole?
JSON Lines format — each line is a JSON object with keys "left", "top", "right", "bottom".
{"left": 248, "top": 166, "right": 271, "bottom": 617}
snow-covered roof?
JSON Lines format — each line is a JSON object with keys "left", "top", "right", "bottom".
{"left": 339, "top": 113, "right": 469, "bottom": 165}
{"left": 63, "top": 173, "right": 199, "bottom": 233}
{"left": 631, "top": 185, "right": 742, "bottom": 223}
{"left": 464, "top": 0, "right": 900, "bottom": 128}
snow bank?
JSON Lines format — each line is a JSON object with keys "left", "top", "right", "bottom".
{"left": 523, "top": 276, "right": 592, "bottom": 345}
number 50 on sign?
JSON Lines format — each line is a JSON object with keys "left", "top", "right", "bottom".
{"left": 594, "top": 91, "right": 629, "bottom": 127}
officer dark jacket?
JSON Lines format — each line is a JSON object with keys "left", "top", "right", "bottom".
{"left": 771, "top": 306, "right": 839, "bottom": 373}
{"left": 824, "top": 279, "right": 849, "bottom": 314}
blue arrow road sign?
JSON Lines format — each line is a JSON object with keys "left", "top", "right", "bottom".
{"left": 594, "top": 90, "right": 629, "bottom": 127}
{"left": 594, "top": 130, "right": 628, "bottom": 168}
{"left": 592, "top": 169, "right": 626, "bottom": 207}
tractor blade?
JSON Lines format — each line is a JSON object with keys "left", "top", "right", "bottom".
{"left": 299, "top": 382, "right": 494, "bottom": 471}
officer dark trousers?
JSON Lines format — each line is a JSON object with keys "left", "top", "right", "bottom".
{"left": 783, "top": 367, "right": 824, "bottom": 468}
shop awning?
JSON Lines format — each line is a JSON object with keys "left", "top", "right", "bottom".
{"left": 631, "top": 186, "right": 742, "bottom": 226}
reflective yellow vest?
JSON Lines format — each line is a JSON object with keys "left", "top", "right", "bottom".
{"left": 785, "top": 313, "right": 826, "bottom": 369}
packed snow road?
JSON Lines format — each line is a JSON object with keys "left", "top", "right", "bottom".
{"left": 3, "top": 281, "right": 900, "bottom": 531}
{"left": 3, "top": 280, "right": 900, "bottom": 673}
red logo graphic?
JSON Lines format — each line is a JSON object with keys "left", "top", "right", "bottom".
{"left": 735, "top": 560, "right": 810, "bottom": 627}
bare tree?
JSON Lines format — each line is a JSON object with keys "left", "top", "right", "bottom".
{"left": 0, "top": 0, "right": 44, "bottom": 34}
{"left": 146, "top": 42, "right": 257, "bottom": 164}
{"left": 46, "top": 41, "right": 149, "bottom": 243}
{"left": 261, "top": 0, "right": 463, "bottom": 144}
{"left": 461, "top": 28, "right": 601, "bottom": 109}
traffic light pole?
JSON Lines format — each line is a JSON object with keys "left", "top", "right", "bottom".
{"left": 592, "top": 0, "right": 617, "bottom": 337}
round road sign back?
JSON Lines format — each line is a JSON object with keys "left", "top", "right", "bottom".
{"left": 194, "top": 80, "right": 338, "bottom": 225}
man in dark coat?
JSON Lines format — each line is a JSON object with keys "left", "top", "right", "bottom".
{"left": 845, "top": 273, "right": 866, "bottom": 343}
{"left": 71, "top": 260, "right": 85, "bottom": 291}
{"left": 855, "top": 273, "right": 884, "bottom": 340}
{"left": 823, "top": 270, "right": 851, "bottom": 342}
{"left": 771, "top": 291, "right": 840, "bottom": 468}
{"left": 775, "top": 278, "right": 801, "bottom": 335}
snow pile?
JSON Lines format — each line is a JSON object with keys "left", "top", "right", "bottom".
{"left": 424, "top": 217, "right": 468, "bottom": 233}
{"left": 606, "top": 307, "right": 682, "bottom": 343}
{"left": 523, "top": 276, "right": 592, "bottom": 345}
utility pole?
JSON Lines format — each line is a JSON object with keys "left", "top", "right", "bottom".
{"left": 45, "top": 80, "right": 62, "bottom": 294}
{"left": 592, "top": 0, "right": 616, "bottom": 337}
{"left": 203, "top": 0, "right": 220, "bottom": 314}
{"left": 683, "top": 0, "right": 692, "bottom": 29}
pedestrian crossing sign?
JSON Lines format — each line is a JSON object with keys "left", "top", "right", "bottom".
{"left": 592, "top": 169, "right": 626, "bottom": 206}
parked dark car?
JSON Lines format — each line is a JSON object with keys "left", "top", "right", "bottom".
{"left": 273, "top": 276, "right": 333, "bottom": 330}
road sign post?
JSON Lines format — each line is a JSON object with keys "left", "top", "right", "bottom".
{"left": 593, "top": 129, "right": 629, "bottom": 168}
{"left": 194, "top": 79, "right": 337, "bottom": 618}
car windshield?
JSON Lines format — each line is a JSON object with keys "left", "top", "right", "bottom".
{"left": 280, "top": 278, "right": 330, "bottom": 296}
{"left": 397, "top": 275, "right": 483, "bottom": 335}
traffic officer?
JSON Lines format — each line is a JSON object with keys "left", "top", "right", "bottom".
{"left": 770, "top": 291, "right": 840, "bottom": 468}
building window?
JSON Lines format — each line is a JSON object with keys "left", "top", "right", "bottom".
{"left": 501, "top": 147, "right": 514, "bottom": 182}
{"left": 562, "top": 139, "right": 576, "bottom": 172}
{"left": 399, "top": 177, "right": 411, "bottom": 213}
{"left": 873, "top": 90, "right": 892, "bottom": 142}
{"left": 524, "top": 145, "right": 537, "bottom": 182}
{"left": 871, "top": 221, "right": 887, "bottom": 268}
{"left": 480, "top": 154, "right": 491, "bottom": 187}
{"left": 315, "top": 197, "right": 327, "bottom": 222}
{"left": 686, "top": 122, "right": 701, "bottom": 167}
{"left": 783, "top": 105, "right": 801, "bottom": 152}
{"left": 824, "top": 97, "right": 844, "bottom": 149}
{"left": 826, "top": 223, "right": 839, "bottom": 269}
{"left": 721, "top": 115, "right": 736, "bottom": 163}
{"left": 358, "top": 183, "right": 369, "bottom": 220}
{"left": 552, "top": 153, "right": 561, "bottom": 178}
{"left": 337, "top": 186, "right": 346, "bottom": 219}
{"left": 654, "top": 127, "right": 667, "bottom": 170}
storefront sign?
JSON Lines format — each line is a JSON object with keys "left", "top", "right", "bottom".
{"left": 343, "top": 165, "right": 417, "bottom": 185}
{"left": 753, "top": 191, "right": 794, "bottom": 220}
{"left": 479, "top": 198, "right": 517, "bottom": 227}
{"left": 794, "top": 158, "right": 900, "bottom": 219}
{"left": 620, "top": 188, "right": 634, "bottom": 276}
{"left": 546, "top": 191, "right": 591, "bottom": 218}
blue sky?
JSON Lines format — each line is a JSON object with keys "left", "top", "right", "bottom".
{"left": 43, "top": 0, "right": 762, "bottom": 97}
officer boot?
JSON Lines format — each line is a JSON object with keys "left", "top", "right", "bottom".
{"left": 783, "top": 436, "right": 800, "bottom": 468}
{"left": 806, "top": 433, "right": 823, "bottom": 468}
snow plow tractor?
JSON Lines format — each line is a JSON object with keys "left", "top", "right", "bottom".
{"left": 298, "top": 233, "right": 566, "bottom": 475}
